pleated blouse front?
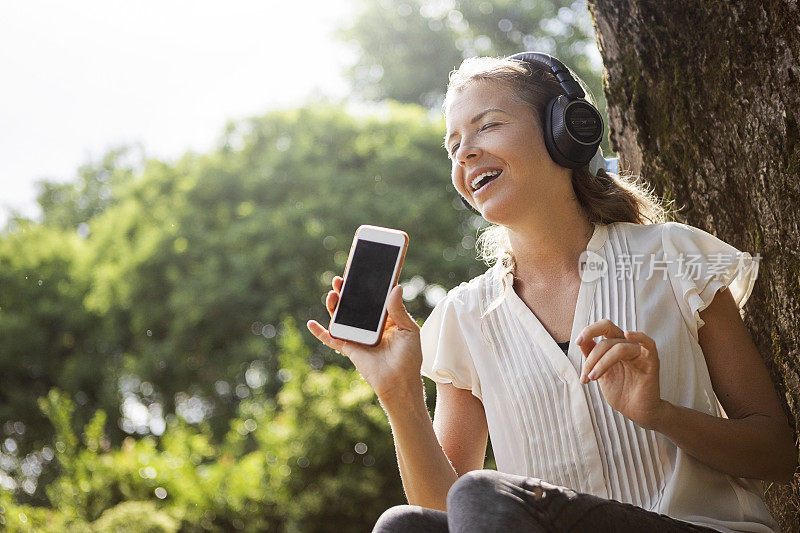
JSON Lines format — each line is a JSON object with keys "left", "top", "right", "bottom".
{"left": 420, "top": 221, "right": 778, "bottom": 533}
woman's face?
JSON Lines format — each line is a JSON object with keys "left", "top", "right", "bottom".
{"left": 445, "top": 80, "right": 571, "bottom": 227}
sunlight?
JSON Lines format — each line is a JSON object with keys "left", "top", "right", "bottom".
{"left": 0, "top": 0, "right": 354, "bottom": 221}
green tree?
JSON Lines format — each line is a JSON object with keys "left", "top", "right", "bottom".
{"left": 37, "top": 145, "right": 145, "bottom": 230}
{"left": 3, "top": 102, "right": 483, "bottom": 459}
{"left": 340, "top": 0, "right": 605, "bottom": 115}
{"left": 3, "top": 100, "right": 486, "bottom": 508}
{"left": 76, "top": 103, "right": 484, "bottom": 418}
{"left": 0, "top": 222, "right": 111, "bottom": 503}
{"left": 1, "top": 321, "right": 407, "bottom": 532}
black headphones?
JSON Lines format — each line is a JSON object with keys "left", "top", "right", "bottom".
{"left": 456, "top": 52, "right": 604, "bottom": 216}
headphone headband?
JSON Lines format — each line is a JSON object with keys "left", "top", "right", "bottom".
{"left": 508, "top": 52, "right": 586, "bottom": 100}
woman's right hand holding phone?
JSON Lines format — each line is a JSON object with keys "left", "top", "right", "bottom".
{"left": 306, "top": 276, "right": 424, "bottom": 404}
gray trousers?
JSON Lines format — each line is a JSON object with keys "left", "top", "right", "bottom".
{"left": 373, "top": 470, "right": 720, "bottom": 532}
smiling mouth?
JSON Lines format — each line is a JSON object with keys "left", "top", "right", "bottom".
{"left": 471, "top": 169, "right": 502, "bottom": 191}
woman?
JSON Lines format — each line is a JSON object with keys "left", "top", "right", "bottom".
{"left": 306, "top": 54, "right": 795, "bottom": 532}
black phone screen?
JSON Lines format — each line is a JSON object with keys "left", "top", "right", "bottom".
{"left": 335, "top": 240, "right": 401, "bottom": 331}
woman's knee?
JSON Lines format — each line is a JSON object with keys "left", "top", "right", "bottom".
{"left": 372, "top": 504, "right": 447, "bottom": 533}
{"left": 447, "top": 470, "right": 550, "bottom": 532}
{"left": 447, "top": 471, "right": 578, "bottom": 514}
{"left": 446, "top": 469, "right": 506, "bottom": 510}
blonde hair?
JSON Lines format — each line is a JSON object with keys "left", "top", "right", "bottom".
{"left": 444, "top": 56, "right": 676, "bottom": 320}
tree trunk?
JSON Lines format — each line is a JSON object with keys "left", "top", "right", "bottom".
{"left": 587, "top": 0, "right": 800, "bottom": 530}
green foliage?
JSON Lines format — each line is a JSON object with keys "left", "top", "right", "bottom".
{"left": 339, "top": 0, "right": 464, "bottom": 106}
{"left": 38, "top": 390, "right": 109, "bottom": 522}
{"left": 0, "top": 101, "right": 486, "bottom": 470}
{"left": 341, "top": 0, "right": 603, "bottom": 104}
{"left": 92, "top": 501, "right": 178, "bottom": 533}
{"left": 264, "top": 320, "right": 405, "bottom": 531}
{"left": 78, "top": 102, "right": 483, "bottom": 414}
{"left": 340, "top": 0, "right": 612, "bottom": 152}
{"left": 0, "top": 222, "right": 110, "bottom": 478}
{"left": 0, "top": 321, "right": 404, "bottom": 531}
{"left": 37, "top": 145, "right": 145, "bottom": 230}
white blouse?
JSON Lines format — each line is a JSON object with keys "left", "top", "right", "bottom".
{"left": 420, "top": 221, "right": 778, "bottom": 533}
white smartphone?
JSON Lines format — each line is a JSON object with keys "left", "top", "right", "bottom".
{"left": 329, "top": 225, "right": 409, "bottom": 346}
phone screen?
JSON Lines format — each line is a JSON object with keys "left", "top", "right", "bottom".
{"left": 335, "top": 240, "right": 401, "bottom": 331}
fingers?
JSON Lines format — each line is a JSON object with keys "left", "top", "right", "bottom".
{"left": 326, "top": 290, "right": 339, "bottom": 317}
{"left": 306, "top": 319, "right": 349, "bottom": 355}
{"left": 580, "top": 330, "right": 659, "bottom": 384}
{"left": 625, "top": 330, "right": 658, "bottom": 358}
{"left": 320, "top": 278, "right": 415, "bottom": 338}
{"left": 385, "top": 285, "right": 418, "bottom": 331}
{"left": 580, "top": 340, "right": 641, "bottom": 384}
{"left": 581, "top": 336, "right": 627, "bottom": 377}
{"left": 325, "top": 276, "right": 344, "bottom": 317}
{"left": 575, "top": 318, "right": 625, "bottom": 356}
{"left": 577, "top": 318, "right": 625, "bottom": 345}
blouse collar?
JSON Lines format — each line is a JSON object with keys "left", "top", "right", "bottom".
{"left": 495, "top": 222, "right": 610, "bottom": 297}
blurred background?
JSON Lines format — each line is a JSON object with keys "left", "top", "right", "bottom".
{"left": 0, "top": 0, "right": 607, "bottom": 530}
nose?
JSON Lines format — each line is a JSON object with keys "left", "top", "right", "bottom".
{"left": 455, "top": 140, "right": 482, "bottom": 166}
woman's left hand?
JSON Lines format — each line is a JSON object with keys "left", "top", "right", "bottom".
{"left": 576, "top": 319, "right": 665, "bottom": 430}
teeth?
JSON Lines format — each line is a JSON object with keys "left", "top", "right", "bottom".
{"left": 471, "top": 169, "right": 502, "bottom": 190}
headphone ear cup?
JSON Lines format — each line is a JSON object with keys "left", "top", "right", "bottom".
{"left": 543, "top": 96, "right": 570, "bottom": 169}
{"left": 543, "top": 95, "right": 603, "bottom": 169}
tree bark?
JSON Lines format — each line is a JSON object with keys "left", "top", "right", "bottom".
{"left": 588, "top": 0, "right": 800, "bottom": 530}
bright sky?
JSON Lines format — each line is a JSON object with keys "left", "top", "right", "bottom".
{"left": 0, "top": 0, "right": 354, "bottom": 222}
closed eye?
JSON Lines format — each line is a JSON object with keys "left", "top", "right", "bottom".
{"left": 448, "top": 123, "right": 502, "bottom": 158}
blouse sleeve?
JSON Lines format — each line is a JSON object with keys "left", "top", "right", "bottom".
{"left": 662, "top": 221, "right": 760, "bottom": 342}
{"left": 419, "top": 289, "right": 483, "bottom": 402}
